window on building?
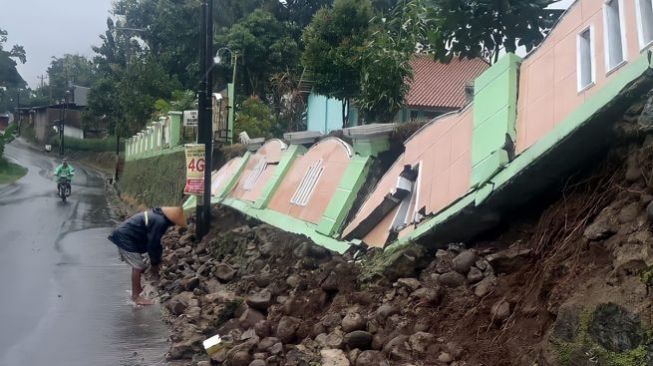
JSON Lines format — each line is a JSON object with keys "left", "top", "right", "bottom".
{"left": 242, "top": 158, "right": 267, "bottom": 191}
{"left": 604, "top": 0, "right": 626, "bottom": 72}
{"left": 391, "top": 164, "right": 420, "bottom": 232}
{"left": 290, "top": 159, "right": 324, "bottom": 206}
{"left": 637, "top": 0, "right": 653, "bottom": 49}
{"left": 577, "top": 27, "right": 595, "bottom": 91}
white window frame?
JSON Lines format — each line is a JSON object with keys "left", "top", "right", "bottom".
{"left": 290, "top": 159, "right": 324, "bottom": 206}
{"left": 602, "top": 0, "right": 628, "bottom": 74}
{"left": 577, "top": 25, "right": 597, "bottom": 92}
{"left": 390, "top": 163, "right": 421, "bottom": 232}
{"left": 242, "top": 158, "right": 267, "bottom": 191}
{"left": 635, "top": 0, "right": 653, "bottom": 50}
{"left": 410, "top": 162, "right": 423, "bottom": 224}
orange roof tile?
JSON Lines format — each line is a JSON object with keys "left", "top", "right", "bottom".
{"left": 405, "top": 56, "right": 489, "bottom": 110}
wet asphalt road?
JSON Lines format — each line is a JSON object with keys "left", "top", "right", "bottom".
{"left": 0, "top": 140, "right": 169, "bottom": 366}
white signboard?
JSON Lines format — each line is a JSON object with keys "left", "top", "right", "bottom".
{"left": 183, "top": 110, "right": 198, "bottom": 127}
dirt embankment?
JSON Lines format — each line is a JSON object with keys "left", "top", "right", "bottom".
{"left": 155, "top": 104, "right": 653, "bottom": 365}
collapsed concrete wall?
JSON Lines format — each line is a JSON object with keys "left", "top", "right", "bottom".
{"left": 181, "top": 0, "right": 653, "bottom": 253}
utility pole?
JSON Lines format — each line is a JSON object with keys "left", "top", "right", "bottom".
{"left": 15, "top": 90, "right": 20, "bottom": 136}
{"left": 37, "top": 74, "right": 46, "bottom": 89}
{"left": 60, "top": 90, "right": 70, "bottom": 157}
{"left": 229, "top": 53, "right": 237, "bottom": 144}
{"left": 196, "top": 0, "right": 214, "bottom": 240}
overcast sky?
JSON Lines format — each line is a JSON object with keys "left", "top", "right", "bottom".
{"left": 1, "top": 0, "right": 574, "bottom": 89}
{"left": 1, "top": 0, "right": 113, "bottom": 88}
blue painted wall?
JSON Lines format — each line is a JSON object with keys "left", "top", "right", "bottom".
{"left": 306, "top": 94, "right": 345, "bottom": 134}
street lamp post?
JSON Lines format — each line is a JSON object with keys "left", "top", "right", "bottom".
{"left": 196, "top": 0, "right": 214, "bottom": 240}
{"left": 15, "top": 89, "right": 21, "bottom": 136}
{"left": 214, "top": 47, "right": 238, "bottom": 144}
{"left": 59, "top": 90, "right": 70, "bottom": 157}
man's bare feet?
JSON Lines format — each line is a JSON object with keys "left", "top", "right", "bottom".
{"left": 133, "top": 296, "right": 154, "bottom": 305}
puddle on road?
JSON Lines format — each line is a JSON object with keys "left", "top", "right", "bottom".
{"left": 4, "top": 229, "right": 170, "bottom": 366}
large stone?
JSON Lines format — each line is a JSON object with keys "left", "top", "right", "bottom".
{"left": 342, "top": 313, "right": 367, "bottom": 332}
{"left": 268, "top": 342, "right": 283, "bottom": 355}
{"left": 257, "top": 336, "right": 281, "bottom": 352}
{"left": 286, "top": 274, "right": 303, "bottom": 289}
{"left": 638, "top": 94, "right": 653, "bottom": 131}
{"left": 204, "top": 289, "right": 236, "bottom": 304}
{"left": 486, "top": 247, "right": 532, "bottom": 274}
{"left": 409, "top": 332, "right": 436, "bottom": 353}
{"left": 438, "top": 271, "right": 466, "bottom": 288}
{"left": 246, "top": 290, "right": 272, "bottom": 312}
{"left": 583, "top": 221, "right": 617, "bottom": 241}
{"left": 376, "top": 304, "right": 400, "bottom": 323}
{"left": 239, "top": 308, "right": 266, "bottom": 329}
{"left": 215, "top": 263, "right": 237, "bottom": 282}
{"left": 166, "top": 291, "right": 195, "bottom": 315}
{"left": 396, "top": 278, "right": 422, "bottom": 291}
{"left": 434, "top": 250, "right": 454, "bottom": 274}
{"left": 344, "top": 331, "right": 373, "bottom": 350}
{"left": 325, "top": 331, "right": 345, "bottom": 349}
{"left": 181, "top": 276, "right": 200, "bottom": 291}
{"left": 254, "top": 272, "right": 273, "bottom": 288}
{"left": 276, "top": 316, "right": 302, "bottom": 343}
{"left": 383, "top": 335, "right": 410, "bottom": 361}
{"left": 285, "top": 348, "right": 318, "bottom": 364}
{"left": 588, "top": 303, "right": 644, "bottom": 352}
{"left": 438, "top": 352, "right": 453, "bottom": 363}
{"left": 320, "top": 349, "right": 350, "bottom": 366}
{"left": 491, "top": 299, "right": 511, "bottom": 323}
{"left": 356, "top": 350, "right": 389, "bottom": 366}
{"left": 229, "top": 351, "right": 252, "bottom": 366}
{"left": 410, "top": 287, "right": 443, "bottom": 305}
{"left": 249, "top": 360, "right": 266, "bottom": 366}
{"left": 452, "top": 250, "right": 477, "bottom": 274}
{"left": 168, "top": 334, "right": 204, "bottom": 359}
{"left": 552, "top": 305, "right": 582, "bottom": 342}
{"left": 618, "top": 202, "right": 640, "bottom": 224}
{"left": 322, "top": 312, "right": 344, "bottom": 330}
{"left": 473, "top": 275, "right": 496, "bottom": 297}
{"left": 295, "top": 241, "right": 332, "bottom": 260}
{"left": 381, "top": 245, "right": 427, "bottom": 281}
{"left": 467, "top": 267, "right": 484, "bottom": 283}
{"left": 254, "top": 320, "right": 271, "bottom": 338}
{"left": 321, "top": 271, "right": 340, "bottom": 292}
{"left": 647, "top": 201, "right": 653, "bottom": 221}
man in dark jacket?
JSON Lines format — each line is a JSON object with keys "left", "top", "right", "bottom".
{"left": 109, "top": 207, "right": 186, "bottom": 305}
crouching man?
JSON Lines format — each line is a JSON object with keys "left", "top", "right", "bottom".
{"left": 108, "top": 207, "right": 186, "bottom": 305}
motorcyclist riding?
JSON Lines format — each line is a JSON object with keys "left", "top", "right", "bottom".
{"left": 54, "top": 158, "right": 75, "bottom": 198}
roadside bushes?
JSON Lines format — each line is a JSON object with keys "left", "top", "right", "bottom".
{"left": 119, "top": 149, "right": 186, "bottom": 207}
{"left": 51, "top": 136, "right": 121, "bottom": 152}
{"left": 0, "top": 123, "right": 17, "bottom": 157}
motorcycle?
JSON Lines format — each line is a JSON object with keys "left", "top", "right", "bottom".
{"left": 57, "top": 175, "right": 73, "bottom": 202}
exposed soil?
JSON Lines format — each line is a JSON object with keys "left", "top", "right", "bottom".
{"left": 149, "top": 103, "right": 653, "bottom": 366}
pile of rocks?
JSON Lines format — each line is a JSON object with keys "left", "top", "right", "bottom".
{"left": 156, "top": 209, "right": 536, "bottom": 366}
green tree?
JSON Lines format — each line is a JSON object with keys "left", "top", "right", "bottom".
{"left": 302, "top": 0, "right": 374, "bottom": 125}
{"left": 302, "top": 0, "right": 373, "bottom": 101}
{"left": 218, "top": 9, "right": 300, "bottom": 99}
{"left": 47, "top": 54, "right": 96, "bottom": 102}
{"left": 84, "top": 76, "right": 123, "bottom": 134}
{"left": 0, "top": 28, "right": 27, "bottom": 113}
{"left": 404, "top": 0, "right": 563, "bottom": 62}
{"left": 234, "top": 96, "right": 273, "bottom": 139}
{"left": 117, "top": 57, "right": 181, "bottom": 134}
{"left": 303, "top": 0, "right": 413, "bottom": 123}
{"left": 112, "top": 0, "right": 201, "bottom": 90}
{"left": 270, "top": 0, "right": 332, "bottom": 32}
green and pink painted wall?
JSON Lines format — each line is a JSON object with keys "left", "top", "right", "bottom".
{"left": 184, "top": 0, "right": 653, "bottom": 252}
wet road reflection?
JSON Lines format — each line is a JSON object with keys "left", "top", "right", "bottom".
{"left": 0, "top": 140, "right": 169, "bottom": 366}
